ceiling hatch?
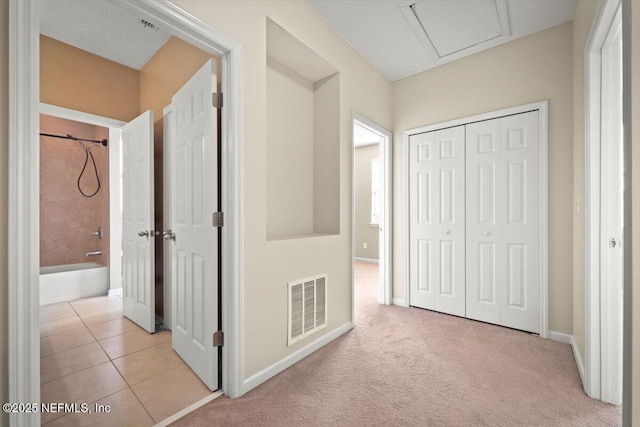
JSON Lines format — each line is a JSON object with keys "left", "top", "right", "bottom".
{"left": 401, "top": 0, "right": 511, "bottom": 61}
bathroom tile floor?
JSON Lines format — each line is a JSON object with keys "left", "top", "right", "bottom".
{"left": 39, "top": 295, "right": 212, "bottom": 425}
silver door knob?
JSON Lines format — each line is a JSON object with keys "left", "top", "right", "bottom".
{"left": 482, "top": 232, "right": 490, "bottom": 236}
{"left": 163, "top": 230, "right": 176, "bottom": 241}
{"left": 138, "top": 230, "right": 150, "bottom": 237}
{"left": 443, "top": 230, "right": 450, "bottom": 235}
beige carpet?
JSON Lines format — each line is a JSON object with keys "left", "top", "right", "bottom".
{"left": 173, "top": 261, "right": 621, "bottom": 426}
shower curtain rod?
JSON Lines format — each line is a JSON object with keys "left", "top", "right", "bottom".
{"left": 40, "top": 132, "right": 108, "bottom": 146}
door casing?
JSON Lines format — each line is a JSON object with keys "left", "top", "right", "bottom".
{"left": 401, "top": 101, "right": 549, "bottom": 339}
{"left": 584, "top": 0, "right": 624, "bottom": 403}
{"left": 8, "top": 1, "right": 244, "bottom": 425}
{"left": 351, "top": 113, "right": 393, "bottom": 309}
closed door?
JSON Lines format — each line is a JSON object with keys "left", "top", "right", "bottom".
{"left": 168, "top": 59, "right": 219, "bottom": 391}
{"left": 409, "top": 126, "right": 466, "bottom": 317}
{"left": 121, "top": 110, "right": 155, "bottom": 333}
{"left": 466, "top": 111, "right": 540, "bottom": 333}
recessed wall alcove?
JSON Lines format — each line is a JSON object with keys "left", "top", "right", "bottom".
{"left": 266, "top": 18, "right": 340, "bottom": 240}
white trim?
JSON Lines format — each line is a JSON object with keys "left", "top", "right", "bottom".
{"left": 162, "top": 105, "right": 173, "bottom": 330}
{"left": 352, "top": 113, "right": 393, "bottom": 308}
{"left": 38, "top": 103, "right": 126, "bottom": 295}
{"left": 571, "top": 335, "right": 586, "bottom": 387}
{"left": 354, "top": 257, "right": 379, "bottom": 264}
{"left": 543, "top": 332, "right": 586, "bottom": 389}
{"left": 39, "top": 103, "right": 126, "bottom": 128}
{"left": 154, "top": 391, "right": 224, "bottom": 427}
{"left": 584, "top": 0, "right": 622, "bottom": 401}
{"left": 9, "top": 0, "right": 41, "bottom": 424}
{"left": 243, "top": 321, "right": 353, "bottom": 394}
{"left": 108, "top": 288, "right": 123, "bottom": 297}
{"left": 9, "top": 3, "right": 245, "bottom": 424}
{"left": 548, "top": 330, "right": 572, "bottom": 344}
{"left": 402, "top": 101, "right": 549, "bottom": 338}
{"left": 392, "top": 298, "right": 407, "bottom": 307}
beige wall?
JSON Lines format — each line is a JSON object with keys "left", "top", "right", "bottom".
{"left": 571, "top": 0, "right": 598, "bottom": 369}
{"left": 266, "top": 57, "right": 316, "bottom": 238}
{"left": 175, "top": 0, "right": 392, "bottom": 378}
{"left": 392, "top": 22, "right": 574, "bottom": 333}
{"left": 40, "top": 115, "right": 110, "bottom": 267}
{"left": 139, "top": 36, "right": 219, "bottom": 317}
{"left": 40, "top": 36, "right": 140, "bottom": 123}
{"left": 354, "top": 145, "right": 379, "bottom": 260}
{"left": 0, "top": 0, "right": 8, "bottom": 424}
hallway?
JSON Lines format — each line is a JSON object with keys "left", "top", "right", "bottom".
{"left": 174, "top": 262, "right": 620, "bottom": 426}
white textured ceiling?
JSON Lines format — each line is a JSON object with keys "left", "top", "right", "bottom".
{"left": 309, "top": 0, "right": 576, "bottom": 82}
{"left": 39, "top": 0, "right": 171, "bottom": 70}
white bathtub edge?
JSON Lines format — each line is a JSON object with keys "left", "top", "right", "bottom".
{"left": 40, "top": 266, "right": 109, "bottom": 306}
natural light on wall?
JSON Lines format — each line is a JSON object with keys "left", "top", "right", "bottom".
{"left": 370, "top": 158, "right": 380, "bottom": 225}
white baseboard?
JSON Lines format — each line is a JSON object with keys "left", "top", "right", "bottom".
{"left": 548, "top": 331, "right": 584, "bottom": 387}
{"left": 392, "top": 298, "right": 407, "bottom": 307}
{"left": 354, "top": 257, "right": 379, "bottom": 264}
{"left": 242, "top": 322, "right": 353, "bottom": 394}
{"left": 108, "top": 288, "right": 123, "bottom": 297}
{"left": 548, "top": 330, "right": 572, "bottom": 344}
{"left": 570, "top": 335, "right": 585, "bottom": 386}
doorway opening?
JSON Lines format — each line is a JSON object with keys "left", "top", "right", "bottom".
{"left": 585, "top": 0, "right": 624, "bottom": 406}
{"left": 9, "top": 0, "right": 244, "bottom": 424}
{"left": 352, "top": 114, "right": 392, "bottom": 317}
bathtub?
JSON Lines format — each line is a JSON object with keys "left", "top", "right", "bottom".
{"left": 40, "top": 262, "right": 109, "bottom": 306}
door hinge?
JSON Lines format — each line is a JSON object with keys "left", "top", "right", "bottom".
{"left": 212, "top": 93, "right": 223, "bottom": 109}
{"left": 213, "top": 330, "right": 224, "bottom": 347}
{"left": 213, "top": 212, "right": 224, "bottom": 227}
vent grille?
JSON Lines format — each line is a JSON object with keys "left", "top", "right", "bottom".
{"left": 288, "top": 274, "right": 328, "bottom": 346}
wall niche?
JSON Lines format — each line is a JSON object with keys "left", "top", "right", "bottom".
{"left": 266, "top": 18, "right": 340, "bottom": 240}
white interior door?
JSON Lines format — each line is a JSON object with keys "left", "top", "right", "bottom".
{"left": 169, "top": 59, "right": 219, "bottom": 391}
{"left": 409, "top": 126, "right": 465, "bottom": 316}
{"left": 467, "top": 112, "right": 540, "bottom": 333}
{"left": 499, "top": 112, "right": 540, "bottom": 333}
{"left": 600, "top": 10, "right": 623, "bottom": 405}
{"left": 122, "top": 110, "right": 155, "bottom": 333}
{"left": 466, "top": 118, "right": 501, "bottom": 325}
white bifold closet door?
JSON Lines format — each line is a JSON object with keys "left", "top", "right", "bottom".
{"left": 409, "top": 126, "right": 466, "bottom": 317}
{"left": 466, "top": 111, "right": 540, "bottom": 333}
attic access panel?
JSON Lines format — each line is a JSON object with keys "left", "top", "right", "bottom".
{"left": 401, "top": 0, "right": 510, "bottom": 60}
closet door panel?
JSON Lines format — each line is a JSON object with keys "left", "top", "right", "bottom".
{"left": 409, "top": 126, "right": 465, "bottom": 316}
{"left": 500, "top": 111, "right": 540, "bottom": 333}
{"left": 466, "top": 118, "right": 501, "bottom": 324}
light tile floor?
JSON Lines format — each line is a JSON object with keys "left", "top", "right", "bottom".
{"left": 40, "top": 295, "right": 211, "bottom": 425}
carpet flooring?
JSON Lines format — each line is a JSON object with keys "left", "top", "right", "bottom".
{"left": 173, "top": 261, "right": 621, "bottom": 426}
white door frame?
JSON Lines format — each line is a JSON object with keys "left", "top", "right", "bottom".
{"left": 8, "top": 1, "right": 244, "bottom": 425}
{"left": 402, "top": 101, "right": 549, "bottom": 338}
{"left": 351, "top": 113, "right": 392, "bottom": 307}
{"left": 39, "top": 103, "right": 125, "bottom": 296}
{"left": 584, "top": 0, "right": 622, "bottom": 401}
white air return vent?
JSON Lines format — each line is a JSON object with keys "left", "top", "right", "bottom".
{"left": 400, "top": 0, "right": 511, "bottom": 61}
{"left": 288, "top": 274, "right": 328, "bottom": 346}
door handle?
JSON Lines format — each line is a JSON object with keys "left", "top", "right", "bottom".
{"left": 443, "top": 230, "right": 450, "bottom": 235}
{"left": 138, "top": 230, "right": 150, "bottom": 237}
{"left": 163, "top": 230, "right": 176, "bottom": 241}
{"left": 482, "top": 231, "right": 490, "bottom": 237}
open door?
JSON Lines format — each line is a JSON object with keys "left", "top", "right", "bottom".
{"left": 121, "top": 110, "right": 156, "bottom": 333}
{"left": 167, "top": 59, "right": 219, "bottom": 391}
